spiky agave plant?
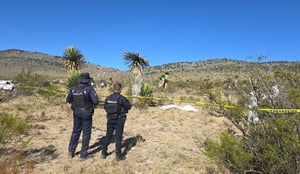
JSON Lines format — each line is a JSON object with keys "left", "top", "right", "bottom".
{"left": 66, "top": 71, "right": 81, "bottom": 89}
{"left": 63, "top": 46, "right": 84, "bottom": 72}
{"left": 140, "top": 82, "right": 153, "bottom": 97}
{"left": 137, "top": 82, "right": 154, "bottom": 108}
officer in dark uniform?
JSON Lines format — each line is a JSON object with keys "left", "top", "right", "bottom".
{"left": 101, "top": 83, "right": 131, "bottom": 161}
{"left": 66, "top": 72, "right": 99, "bottom": 159}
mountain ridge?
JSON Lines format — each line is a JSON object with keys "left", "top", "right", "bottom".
{"left": 0, "top": 49, "right": 127, "bottom": 80}
{"left": 0, "top": 49, "right": 295, "bottom": 80}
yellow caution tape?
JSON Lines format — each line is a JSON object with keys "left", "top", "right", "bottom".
{"left": 16, "top": 85, "right": 300, "bottom": 114}
{"left": 223, "top": 105, "right": 236, "bottom": 109}
{"left": 257, "top": 109, "right": 300, "bottom": 113}
{"left": 18, "top": 85, "right": 66, "bottom": 96}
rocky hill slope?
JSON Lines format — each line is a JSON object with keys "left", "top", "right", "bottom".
{"left": 0, "top": 49, "right": 127, "bottom": 81}
{"left": 0, "top": 49, "right": 295, "bottom": 82}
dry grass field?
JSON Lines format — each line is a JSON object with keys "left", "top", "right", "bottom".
{"left": 0, "top": 84, "right": 234, "bottom": 174}
{"left": 0, "top": 49, "right": 296, "bottom": 173}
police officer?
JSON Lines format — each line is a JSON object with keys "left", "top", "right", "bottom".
{"left": 101, "top": 83, "right": 131, "bottom": 161}
{"left": 66, "top": 72, "right": 99, "bottom": 159}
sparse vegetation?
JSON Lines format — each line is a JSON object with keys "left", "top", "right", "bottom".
{"left": 0, "top": 113, "right": 29, "bottom": 152}
{"left": 204, "top": 62, "right": 300, "bottom": 173}
{"left": 0, "top": 113, "right": 33, "bottom": 174}
{"left": 1, "top": 49, "right": 299, "bottom": 173}
{"left": 14, "top": 70, "right": 50, "bottom": 95}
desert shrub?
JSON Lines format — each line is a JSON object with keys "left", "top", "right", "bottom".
{"left": 14, "top": 70, "right": 49, "bottom": 95}
{"left": 0, "top": 153, "right": 35, "bottom": 174}
{"left": 140, "top": 82, "right": 153, "bottom": 97}
{"left": 287, "top": 88, "right": 300, "bottom": 107}
{"left": 37, "top": 84, "right": 65, "bottom": 104}
{"left": 249, "top": 115, "right": 300, "bottom": 173}
{"left": 166, "top": 79, "right": 215, "bottom": 95}
{"left": 204, "top": 62, "right": 300, "bottom": 173}
{"left": 13, "top": 70, "right": 66, "bottom": 102}
{"left": 0, "top": 113, "right": 29, "bottom": 152}
{"left": 205, "top": 132, "right": 252, "bottom": 173}
{"left": 172, "top": 80, "right": 191, "bottom": 89}
{"left": 197, "top": 78, "right": 214, "bottom": 91}
{"left": 0, "top": 114, "right": 33, "bottom": 173}
{"left": 164, "top": 80, "right": 177, "bottom": 93}
{"left": 14, "top": 70, "right": 47, "bottom": 87}
{"left": 135, "top": 83, "right": 154, "bottom": 108}
{"left": 205, "top": 114, "right": 300, "bottom": 173}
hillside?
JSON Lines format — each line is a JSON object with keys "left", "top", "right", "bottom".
{"left": 145, "top": 58, "right": 292, "bottom": 76}
{"left": 1, "top": 49, "right": 295, "bottom": 83}
{"left": 0, "top": 49, "right": 128, "bottom": 82}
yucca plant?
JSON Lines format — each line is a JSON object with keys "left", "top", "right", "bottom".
{"left": 66, "top": 71, "right": 81, "bottom": 89}
{"left": 63, "top": 46, "right": 84, "bottom": 72}
{"left": 124, "top": 51, "right": 149, "bottom": 97}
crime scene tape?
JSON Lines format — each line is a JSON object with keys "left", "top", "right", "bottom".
{"left": 257, "top": 109, "right": 300, "bottom": 113}
{"left": 17, "top": 85, "right": 66, "bottom": 96}
{"left": 124, "top": 95, "right": 234, "bottom": 108}
{"left": 122, "top": 95, "right": 300, "bottom": 113}
{"left": 16, "top": 85, "right": 300, "bottom": 113}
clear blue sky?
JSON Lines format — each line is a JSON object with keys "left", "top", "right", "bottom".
{"left": 1, "top": 0, "right": 299, "bottom": 70}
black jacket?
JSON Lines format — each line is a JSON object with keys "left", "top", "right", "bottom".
{"left": 66, "top": 83, "right": 99, "bottom": 109}
{"left": 104, "top": 92, "right": 131, "bottom": 114}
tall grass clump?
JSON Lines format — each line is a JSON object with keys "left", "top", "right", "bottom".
{"left": 0, "top": 113, "right": 29, "bottom": 152}
{"left": 0, "top": 113, "right": 33, "bottom": 173}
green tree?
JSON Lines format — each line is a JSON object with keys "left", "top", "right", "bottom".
{"left": 124, "top": 51, "right": 149, "bottom": 96}
{"left": 62, "top": 46, "right": 84, "bottom": 72}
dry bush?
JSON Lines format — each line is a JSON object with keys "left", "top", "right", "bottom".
{"left": 0, "top": 153, "right": 35, "bottom": 174}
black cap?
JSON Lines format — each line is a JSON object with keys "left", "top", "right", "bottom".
{"left": 80, "top": 73, "right": 90, "bottom": 79}
{"left": 80, "top": 73, "right": 91, "bottom": 84}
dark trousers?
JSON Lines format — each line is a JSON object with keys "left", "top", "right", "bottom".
{"left": 68, "top": 108, "right": 93, "bottom": 157}
{"left": 102, "top": 116, "right": 126, "bottom": 157}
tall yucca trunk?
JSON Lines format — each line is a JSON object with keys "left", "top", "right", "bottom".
{"left": 131, "top": 71, "right": 143, "bottom": 96}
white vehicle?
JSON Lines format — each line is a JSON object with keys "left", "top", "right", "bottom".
{"left": 0, "top": 80, "right": 16, "bottom": 91}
